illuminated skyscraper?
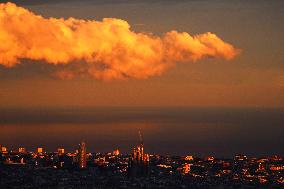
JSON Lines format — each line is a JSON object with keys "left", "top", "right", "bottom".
{"left": 1, "top": 146, "right": 7, "bottom": 153}
{"left": 19, "top": 147, "right": 26, "bottom": 153}
{"left": 78, "top": 141, "right": 86, "bottom": 168}
{"left": 37, "top": 147, "right": 43, "bottom": 153}
{"left": 113, "top": 149, "right": 120, "bottom": 156}
{"left": 57, "top": 148, "right": 65, "bottom": 155}
{"left": 128, "top": 131, "right": 149, "bottom": 177}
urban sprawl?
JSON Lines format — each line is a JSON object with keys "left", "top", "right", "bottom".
{"left": 0, "top": 139, "right": 283, "bottom": 189}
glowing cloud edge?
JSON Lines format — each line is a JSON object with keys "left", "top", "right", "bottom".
{"left": 0, "top": 2, "right": 240, "bottom": 80}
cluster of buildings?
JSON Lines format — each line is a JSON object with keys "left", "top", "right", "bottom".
{"left": 128, "top": 132, "right": 150, "bottom": 177}
{"left": 0, "top": 141, "right": 87, "bottom": 169}
{"left": 0, "top": 141, "right": 284, "bottom": 188}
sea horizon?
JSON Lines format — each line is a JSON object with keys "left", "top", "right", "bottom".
{"left": 1, "top": 106, "right": 283, "bottom": 157}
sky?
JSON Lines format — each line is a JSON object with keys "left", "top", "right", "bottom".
{"left": 1, "top": 107, "right": 284, "bottom": 156}
{"left": 0, "top": 0, "right": 283, "bottom": 108}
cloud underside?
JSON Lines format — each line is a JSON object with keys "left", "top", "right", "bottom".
{"left": 0, "top": 2, "right": 240, "bottom": 80}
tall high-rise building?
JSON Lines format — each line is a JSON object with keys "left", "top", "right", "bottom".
{"left": 37, "top": 147, "right": 43, "bottom": 153}
{"left": 78, "top": 141, "right": 86, "bottom": 168}
{"left": 19, "top": 147, "right": 26, "bottom": 153}
{"left": 113, "top": 149, "right": 120, "bottom": 156}
{"left": 57, "top": 148, "right": 65, "bottom": 155}
{"left": 128, "top": 131, "right": 149, "bottom": 177}
{"left": 1, "top": 146, "right": 7, "bottom": 153}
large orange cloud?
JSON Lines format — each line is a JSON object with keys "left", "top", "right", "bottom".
{"left": 0, "top": 2, "right": 240, "bottom": 80}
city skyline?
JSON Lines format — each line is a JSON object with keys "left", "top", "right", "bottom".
{"left": 0, "top": 1, "right": 283, "bottom": 188}
{"left": 1, "top": 138, "right": 283, "bottom": 188}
